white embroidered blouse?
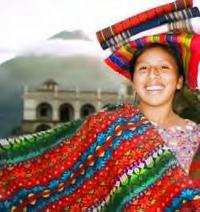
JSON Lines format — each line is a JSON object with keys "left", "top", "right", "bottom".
{"left": 153, "top": 121, "right": 200, "bottom": 174}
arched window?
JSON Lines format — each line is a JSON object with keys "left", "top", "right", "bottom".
{"left": 36, "top": 103, "right": 52, "bottom": 121}
{"left": 102, "top": 104, "right": 111, "bottom": 110}
{"left": 59, "top": 103, "right": 74, "bottom": 122}
{"left": 35, "top": 124, "right": 51, "bottom": 132}
{"left": 80, "top": 104, "right": 95, "bottom": 118}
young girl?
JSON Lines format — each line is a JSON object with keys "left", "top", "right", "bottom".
{"left": 130, "top": 43, "right": 199, "bottom": 175}
{"left": 0, "top": 42, "right": 199, "bottom": 211}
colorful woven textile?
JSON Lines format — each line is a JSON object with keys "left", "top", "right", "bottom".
{"left": 99, "top": 7, "right": 200, "bottom": 50}
{"left": 96, "top": 0, "right": 193, "bottom": 47}
{"left": 105, "top": 32, "right": 200, "bottom": 90}
{"left": 0, "top": 104, "right": 200, "bottom": 211}
{"left": 190, "top": 144, "right": 200, "bottom": 182}
{"left": 101, "top": 17, "right": 200, "bottom": 56}
{"left": 96, "top": 0, "right": 200, "bottom": 90}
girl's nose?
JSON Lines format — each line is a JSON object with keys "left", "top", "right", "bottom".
{"left": 148, "top": 66, "right": 160, "bottom": 79}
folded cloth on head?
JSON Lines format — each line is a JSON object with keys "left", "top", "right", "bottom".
{"left": 96, "top": 0, "right": 200, "bottom": 90}
{"left": 96, "top": 0, "right": 193, "bottom": 46}
{"left": 100, "top": 7, "right": 200, "bottom": 50}
{"left": 105, "top": 32, "right": 200, "bottom": 89}
{"left": 103, "top": 17, "right": 200, "bottom": 56}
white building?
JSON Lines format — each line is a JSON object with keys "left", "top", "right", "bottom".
{"left": 21, "top": 79, "right": 136, "bottom": 133}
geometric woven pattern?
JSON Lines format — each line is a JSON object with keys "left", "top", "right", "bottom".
{"left": 0, "top": 104, "right": 200, "bottom": 211}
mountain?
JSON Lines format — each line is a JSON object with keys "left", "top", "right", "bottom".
{"left": 0, "top": 29, "right": 127, "bottom": 137}
{"left": 49, "top": 30, "right": 91, "bottom": 41}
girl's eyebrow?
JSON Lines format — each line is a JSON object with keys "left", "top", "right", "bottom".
{"left": 135, "top": 61, "right": 148, "bottom": 66}
{"left": 136, "top": 60, "right": 174, "bottom": 65}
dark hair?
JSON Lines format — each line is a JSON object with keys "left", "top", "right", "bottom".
{"left": 129, "top": 43, "right": 185, "bottom": 81}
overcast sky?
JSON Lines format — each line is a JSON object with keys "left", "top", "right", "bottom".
{"left": 1, "top": 0, "right": 188, "bottom": 63}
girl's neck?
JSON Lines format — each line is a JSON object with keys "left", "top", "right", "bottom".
{"left": 138, "top": 102, "right": 178, "bottom": 128}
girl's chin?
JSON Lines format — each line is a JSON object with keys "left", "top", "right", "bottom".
{"left": 139, "top": 98, "right": 169, "bottom": 107}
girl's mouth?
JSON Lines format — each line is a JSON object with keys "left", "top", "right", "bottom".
{"left": 145, "top": 85, "right": 165, "bottom": 91}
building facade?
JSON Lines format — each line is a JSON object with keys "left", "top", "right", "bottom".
{"left": 21, "top": 79, "right": 136, "bottom": 133}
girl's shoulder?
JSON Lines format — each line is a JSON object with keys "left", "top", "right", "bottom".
{"left": 184, "top": 119, "right": 200, "bottom": 135}
{"left": 153, "top": 118, "right": 200, "bottom": 139}
{"left": 169, "top": 118, "right": 199, "bottom": 133}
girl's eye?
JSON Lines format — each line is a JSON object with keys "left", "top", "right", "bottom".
{"left": 138, "top": 66, "right": 148, "bottom": 71}
{"left": 161, "top": 65, "right": 169, "bottom": 70}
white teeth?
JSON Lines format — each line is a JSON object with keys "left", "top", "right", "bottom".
{"left": 146, "top": 85, "right": 164, "bottom": 91}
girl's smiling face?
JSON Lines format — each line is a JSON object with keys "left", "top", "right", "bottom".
{"left": 133, "top": 46, "right": 183, "bottom": 107}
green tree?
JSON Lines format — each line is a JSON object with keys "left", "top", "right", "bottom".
{"left": 174, "top": 87, "right": 200, "bottom": 123}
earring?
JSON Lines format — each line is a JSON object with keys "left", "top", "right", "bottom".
{"left": 176, "top": 84, "right": 182, "bottom": 90}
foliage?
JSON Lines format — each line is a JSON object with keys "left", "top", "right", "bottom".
{"left": 174, "top": 87, "right": 200, "bottom": 123}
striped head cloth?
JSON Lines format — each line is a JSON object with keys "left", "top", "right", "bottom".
{"left": 96, "top": 0, "right": 200, "bottom": 90}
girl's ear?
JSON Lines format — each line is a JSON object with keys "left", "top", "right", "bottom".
{"left": 176, "top": 75, "right": 184, "bottom": 90}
